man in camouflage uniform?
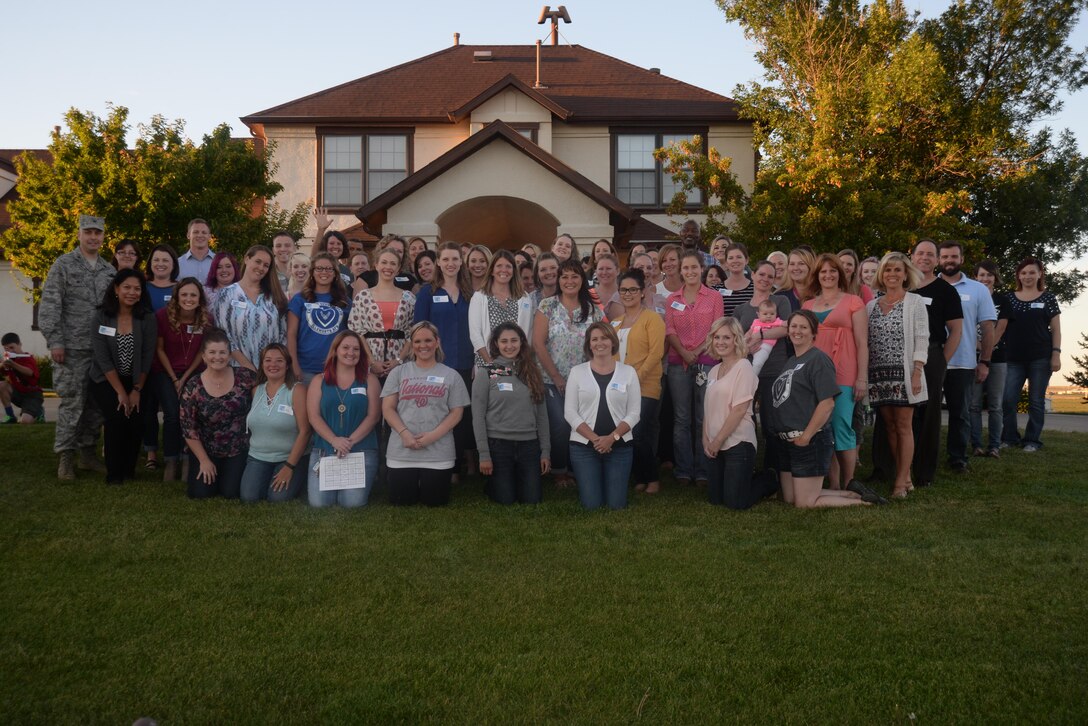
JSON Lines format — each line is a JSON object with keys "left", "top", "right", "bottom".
{"left": 38, "top": 215, "right": 118, "bottom": 479}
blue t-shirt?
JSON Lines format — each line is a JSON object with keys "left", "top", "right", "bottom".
{"left": 147, "top": 282, "right": 175, "bottom": 312}
{"left": 288, "top": 292, "right": 350, "bottom": 373}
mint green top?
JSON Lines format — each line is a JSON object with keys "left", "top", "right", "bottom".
{"left": 246, "top": 383, "right": 300, "bottom": 463}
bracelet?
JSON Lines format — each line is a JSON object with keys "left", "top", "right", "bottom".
{"left": 283, "top": 462, "right": 295, "bottom": 471}
{"left": 1052, "top": 347, "right": 1061, "bottom": 353}
{"left": 133, "top": 385, "right": 142, "bottom": 392}
{"left": 979, "top": 360, "right": 990, "bottom": 366}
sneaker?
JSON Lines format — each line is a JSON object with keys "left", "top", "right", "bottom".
{"left": 986, "top": 448, "right": 1001, "bottom": 459}
{"left": 846, "top": 479, "right": 889, "bottom": 505}
{"left": 999, "top": 442, "right": 1012, "bottom": 450}
{"left": 1, "top": 415, "right": 16, "bottom": 424}
{"left": 35, "top": 413, "right": 45, "bottom": 423}
{"left": 1023, "top": 443, "right": 1040, "bottom": 452}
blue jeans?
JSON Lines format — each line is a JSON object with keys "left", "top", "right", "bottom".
{"left": 667, "top": 363, "right": 711, "bottom": 480}
{"left": 971, "top": 361, "right": 1006, "bottom": 450}
{"left": 306, "top": 448, "right": 377, "bottom": 507}
{"left": 1002, "top": 358, "right": 1052, "bottom": 448}
{"left": 186, "top": 450, "right": 247, "bottom": 499}
{"left": 569, "top": 442, "right": 633, "bottom": 510}
{"left": 487, "top": 438, "right": 542, "bottom": 504}
{"left": 944, "top": 368, "right": 974, "bottom": 466}
{"left": 239, "top": 456, "right": 308, "bottom": 503}
{"left": 706, "top": 442, "right": 778, "bottom": 510}
{"left": 631, "top": 397, "right": 660, "bottom": 485}
{"left": 544, "top": 384, "right": 571, "bottom": 474}
{"left": 151, "top": 370, "right": 183, "bottom": 459}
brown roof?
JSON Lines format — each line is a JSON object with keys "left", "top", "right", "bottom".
{"left": 356, "top": 120, "right": 639, "bottom": 235}
{"left": 242, "top": 45, "right": 739, "bottom": 126}
{"left": 0, "top": 149, "right": 52, "bottom": 167}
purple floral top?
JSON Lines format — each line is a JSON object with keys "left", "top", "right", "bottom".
{"left": 180, "top": 368, "right": 256, "bottom": 458}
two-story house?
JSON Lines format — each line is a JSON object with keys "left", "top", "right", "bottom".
{"left": 241, "top": 42, "right": 753, "bottom": 250}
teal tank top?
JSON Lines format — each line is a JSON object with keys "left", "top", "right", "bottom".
{"left": 313, "top": 378, "right": 378, "bottom": 454}
{"left": 246, "top": 383, "right": 300, "bottom": 463}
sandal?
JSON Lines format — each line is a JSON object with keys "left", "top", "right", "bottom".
{"left": 144, "top": 456, "right": 158, "bottom": 471}
{"left": 645, "top": 481, "right": 660, "bottom": 495}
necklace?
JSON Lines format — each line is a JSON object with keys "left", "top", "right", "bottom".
{"left": 334, "top": 385, "right": 349, "bottom": 428}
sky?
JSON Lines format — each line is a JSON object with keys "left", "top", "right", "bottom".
{"left": 2, "top": 0, "right": 1085, "bottom": 375}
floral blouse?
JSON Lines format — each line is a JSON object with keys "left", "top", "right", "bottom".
{"left": 180, "top": 368, "right": 256, "bottom": 458}
{"left": 211, "top": 283, "right": 286, "bottom": 368}
{"left": 536, "top": 296, "right": 603, "bottom": 385}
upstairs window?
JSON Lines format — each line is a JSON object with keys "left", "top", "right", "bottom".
{"left": 321, "top": 133, "right": 409, "bottom": 207}
{"left": 613, "top": 132, "right": 704, "bottom": 208}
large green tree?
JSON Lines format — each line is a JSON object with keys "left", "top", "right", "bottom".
{"left": 2, "top": 105, "right": 308, "bottom": 299}
{"left": 699, "top": 0, "right": 1087, "bottom": 297}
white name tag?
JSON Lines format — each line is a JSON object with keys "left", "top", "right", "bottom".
{"left": 304, "top": 302, "right": 328, "bottom": 310}
{"left": 655, "top": 306, "right": 666, "bottom": 314}
{"left": 163, "top": 295, "right": 172, "bottom": 302}
{"left": 960, "top": 293, "right": 971, "bottom": 301}
{"left": 186, "top": 325, "right": 202, "bottom": 334}
{"left": 395, "top": 276, "right": 409, "bottom": 283}
{"left": 1030, "top": 302, "right": 1044, "bottom": 309}
{"left": 611, "top": 320, "right": 621, "bottom": 327}
{"left": 921, "top": 297, "right": 933, "bottom": 306}
{"left": 98, "top": 325, "right": 116, "bottom": 337}
{"left": 432, "top": 295, "right": 449, "bottom": 303}
{"left": 350, "top": 387, "right": 366, "bottom": 395}
{"left": 722, "top": 288, "right": 733, "bottom": 296}
{"left": 794, "top": 363, "right": 806, "bottom": 371}
{"left": 277, "top": 404, "right": 293, "bottom": 415}
{"left": 609, "top": 382, "right": 627, "bottom": 392}
{"left": 670, "top": 301, "right": 686, "bottom": 311}
{"left": 232, "top": 300, "right": 248, "bottom": 309}
{"left": 497, "top": 382, "right": 514, "bottom": 392}
{"left": 426, "top": 375, "right": 445, "bottom": 384}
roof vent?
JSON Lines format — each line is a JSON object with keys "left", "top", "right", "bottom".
{"left": 474, "top": 50, "right": 493, "bottom": 62}
{"left": 649, "top": 67, "right": 661, "bottom": 74}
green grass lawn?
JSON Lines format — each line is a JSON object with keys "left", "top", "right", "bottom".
{"left": 2, "top": 425, "right": 1086, "bottom": 724}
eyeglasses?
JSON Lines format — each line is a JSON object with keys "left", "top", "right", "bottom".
{"left": 618, "top": 287, "right": 642, "bottom": 295}
{"left": 312, "top": 267, "right": 336, "bottom": 273}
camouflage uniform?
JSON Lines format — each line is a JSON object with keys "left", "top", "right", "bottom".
{"left": 38, "top": 248, "right": 117, "bottom": 453}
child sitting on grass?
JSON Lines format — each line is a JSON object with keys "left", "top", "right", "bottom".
{"left": 747, "top": 299, "right": 785, "bottom": 376}
{"left": 1, "top": 333, "right": 45, "bottom": 424}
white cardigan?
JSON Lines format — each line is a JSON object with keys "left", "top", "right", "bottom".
{"left": 468, "top": 291, "right": 535, "bottom": 355}
{"left": 867, "top": 291, "right": 930, "bottom": 405}
{"left": 564, "top": 361, "right": 642, "bottom": 444}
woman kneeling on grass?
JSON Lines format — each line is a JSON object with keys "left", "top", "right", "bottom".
{"left": 382, "top": 322, "right": 471, "bottom": 506}
{"left": 181, "top": 328, "right": 255, "bottom": 499}
{"left": 564, "top": 322, "right": 641, "bottom": 510}
{"left": 472, "top": 322, "right": 551, "bottom": 504}
{"left": 306, "top": 331, "right": 381, "bottom": 508}
{"left": 768, "top": 311, "right": 884, "bottom": 508}
{"left": 239, "top": 344, "right": 311, "bottom": 503}
{"left": 703, "top": 317, "right": 778, "bottom": 510}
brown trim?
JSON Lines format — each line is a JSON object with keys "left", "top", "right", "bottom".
{"left": 447, "top": 75, "right": 572, "bottom": 121}
{"left": 356, "top": 120, "right": 638, "bottom": 235}
{"left": 316, "top": 128, "right": 416, "bottom": 210}
{"left": 508, "top": 123, "right": 540, "bottom": 144}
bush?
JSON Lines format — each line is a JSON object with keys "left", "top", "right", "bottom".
{"left": 35, "top": 355, "right": 53, "bottom": 390}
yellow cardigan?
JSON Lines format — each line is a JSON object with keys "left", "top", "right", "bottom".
{"left": 613, "top": 308, "right": 665, "bottom": 399}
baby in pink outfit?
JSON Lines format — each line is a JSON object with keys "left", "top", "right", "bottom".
{"left": 748, "top": 299, "right": 784, "bottom": 376}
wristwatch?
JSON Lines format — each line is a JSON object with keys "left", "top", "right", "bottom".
{"left": 133, "top": 384, "right": 143, "bottom": 392}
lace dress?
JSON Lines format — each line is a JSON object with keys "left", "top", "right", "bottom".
{"left": 867, "top": 299, "right": 909, "bottom": 406}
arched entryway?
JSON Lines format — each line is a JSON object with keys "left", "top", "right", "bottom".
{"left": 435, "top": 196, "right": 559, "bottom": 250}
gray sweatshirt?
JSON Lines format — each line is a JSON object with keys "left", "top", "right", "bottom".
{"left": 471, "top": 356, "right": 551, "bottom": 462}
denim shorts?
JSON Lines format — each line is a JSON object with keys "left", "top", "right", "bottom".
{"left": 778, "top": 428, "right": 834, "bottom": 478}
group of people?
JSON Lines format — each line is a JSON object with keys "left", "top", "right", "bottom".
{"left": 23, "top": 213, "right": 1061, "bottom": 511}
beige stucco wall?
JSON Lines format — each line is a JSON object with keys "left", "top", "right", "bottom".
{"left": 708, "top": 123, "right": 756, "bottom": 191}
{"left": 414, "top": 122, "right": 470, "bottom": 167}
{"left": 0, "top": 263, "right": 44, "bottom": 355}
{"left": 469, "top": 90, "right": 553, "bottom": 152}
{"left": 383, "top": 141, "right": 613, "bottom": 246}
{"left": 551, "top": 124, "right": 611, "bottom": 190}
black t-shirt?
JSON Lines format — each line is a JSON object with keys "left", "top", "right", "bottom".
{"left": 767, "top": 347, "right": 840, "bottom": 433}
{"left": 359, "top": 270, "right": 417, "bottom": 291}
{"left": 1003, "top": 291, "right": 1060, "bottom": 362}
{"left": 591, "top": 369, "right": 617, "bottom": 435}
{"left": 990, "top": 291, "right": 1011, "bottom": 364}
{"left": 914, "top": 277, "right": 963, "bottom": 346}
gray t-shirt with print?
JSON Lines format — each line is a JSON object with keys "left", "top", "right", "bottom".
{"left": 381, "top": 361, "right": 470, "bottom": 465}
{"left": 767, "top": 347, "right": 840, "bottom": 433}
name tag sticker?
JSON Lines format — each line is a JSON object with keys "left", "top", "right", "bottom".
{"left": 232, "top": 300, "right": 248, "bottom": 309}
{"left": 497, "top": 382, "right": 514, "bottom": 392}
{"left": 921, "top": 297, "right": 933, "bottom": 306}
{"left": 186, "top": 325, "right": 203, "bottom": 334}
{"left": 1030, "top": 302, "right": 1044, "bottom": 309}
{"left": 794, "top": 363, "right": 806, "bottom": 371}
{"left": 609, "top": 382, "right": 627, "bottom": 392}
{"left": 277, "top": 404, "right": 293, "bottom": 415}
{"left": 395, "top": 276, "right": 409, "bottom": 283}
{"left": 98, "top": 325, "right": 116, "bottom": 337}
{"left": 304, "top": 302, "right": 328, "bottom": 310}
{"left": 432, "top": 295, "right": 449, "bottom": 303}
{"left": 655, "top": 306, "right": 666, "bottom": 314}
{"left": 722, "top": 289, "right": 733, "bottom": 296}
{"left": 350, "top": 387, "right": 367, "bottom": 395}
{"left": 611, "top": 320, "right": 621, "bottom": 327}
{"left": 960, "top": 293, "right": 971, "bottom": 301}
{"left": 163, "top": 295, "right": 171, "bottom": 302}
{"left": 670, "top": 301, "right": 686, "bottom": 311}
{"left": 426, "top": 375, "right": 445, "bottom": 384}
